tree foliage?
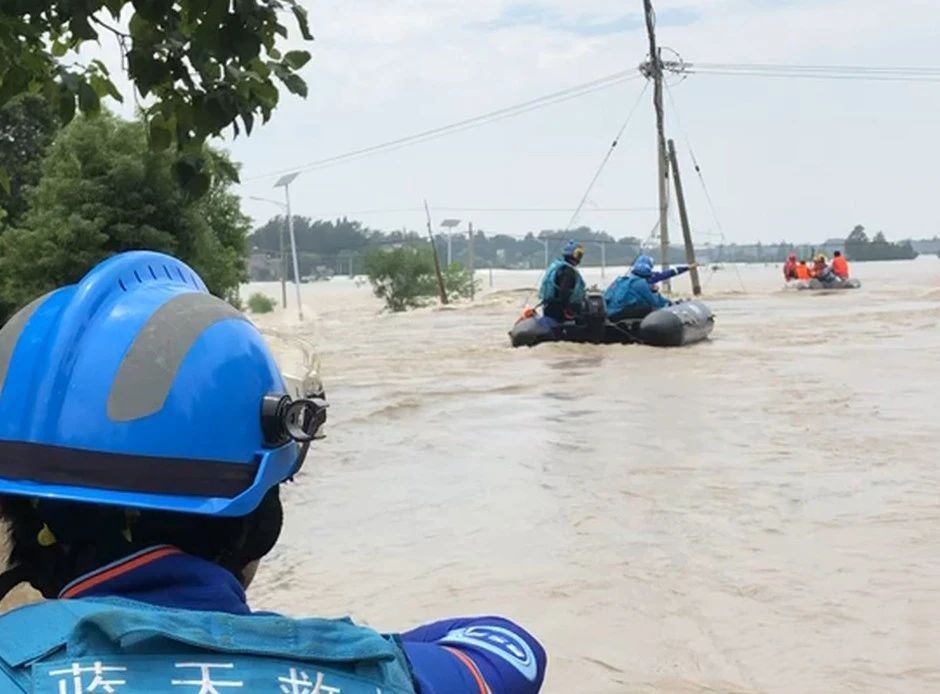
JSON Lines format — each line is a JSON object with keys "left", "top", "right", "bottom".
{"left": 847, "top": 224, "right": 868, "bottom": 244}
{"left": 250, "top": 219, "right": 655, "bottom": 270}
{"left": 0, "top": 95, "right": 58, "bottom": 225}
{"left": 364, "top": 246, "right": 477, "bottom": 312}
{"left": 247, "top": 291, "right": 276, "bottom": 313}
{"left": 0, "top": 112, "right": 249, "bottom": 322}
{"left": 0, "top": 0, "right": 313, "bottom": 196}
{"left": 844, "top": 225, "right": 916, "bottom": 261}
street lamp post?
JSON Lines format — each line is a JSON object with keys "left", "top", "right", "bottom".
{"left": 274, "top": 172, "right": 303, "bottom": 322}
{"left": 440, "top": 218, "right": 461, "bottom": 266}
{"left": 249, "top": 196, "right": 288, "bottom": 308}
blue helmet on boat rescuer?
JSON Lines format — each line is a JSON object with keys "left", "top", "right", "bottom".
{"left": 631, "top": 254, "right": 654, "bottom": 278}
{"left": 0, "top": 251, "right": 546, "bottom": 694}
{"left": 538, "top": 241, "right": 587, "bottom": 322}
{"left": 562, "top": 240, "right": 585, "bottom": 265}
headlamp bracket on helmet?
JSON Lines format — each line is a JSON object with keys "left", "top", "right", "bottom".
{"left": 261, "top": 394, "right": 328, "bottom": 448}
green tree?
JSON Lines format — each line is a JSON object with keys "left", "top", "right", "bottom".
{"left": 847, "top": 225, "right": 868, "bottom": 244}
{"left": 365, "top": 246, "right": 438, "bottom": 312}
{"left": 442, "top": 262, "right": 478, "bottom": 300}
{"left": 0, "top": 95, "right": 59, "bottom": 225}
{"left": 0, "top": 0, "right": 312, "bottom": 195}
{"left": 364, "top": 246, "right": 477, "bottom": 312}
{"left": 0, "top": 112, "right": 249, "bottom": 320}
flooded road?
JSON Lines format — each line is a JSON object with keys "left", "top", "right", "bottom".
{"left": 3, "top": 258, "right": 939, "bottom": 692}
{"left": 252, "top": 258, "right": 940, "bottom": 693}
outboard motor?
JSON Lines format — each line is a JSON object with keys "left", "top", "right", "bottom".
{"left": 582, "top": 292, "right": 607, "bottom": 343}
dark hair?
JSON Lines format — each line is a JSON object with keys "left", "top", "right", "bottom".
{"left": 0, "top": 487, "right": 283, "bottom": 601}
{"left": 834, "top": 250, "right": 842, "bottom": 257}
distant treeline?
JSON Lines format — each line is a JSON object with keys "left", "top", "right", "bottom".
{"left": 248, "top": 218, "right": 919, "bottom": 279}
{"left": 249, "top": 217, "right": 665, "bottom": 277}
{"left": 843, "top": 225, "right": 918, "bottom": 261}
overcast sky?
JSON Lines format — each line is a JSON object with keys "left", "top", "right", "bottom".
{"left": 104, "top": 1, "right": 940, "bottom": 243}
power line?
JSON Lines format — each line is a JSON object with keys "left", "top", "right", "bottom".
{"left": 692, "top": 62, "right": 940, "bottom": 75}
{"left": 243, "top": 71, "right": 642, "bottom": 183}
{"left": 241, "top": 60, "right": 940, "bottom": 185}
{"left": 682, "top": 61, "right": 940, "bottom": 82}
{"left": 277, "top": 206, "right": 660, "bottom": 216}
{"left": 688, "top": 70, "right": 940, "bottom": 83}
{"left": 565, "top": 81, "right": 650, "bottom": 230}
{"left": 663, "top": 81, "right": 747, "bottom": 292}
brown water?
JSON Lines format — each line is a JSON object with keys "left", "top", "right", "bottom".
{"left": 4, "top": 259, "right": 940, "bottom": 692}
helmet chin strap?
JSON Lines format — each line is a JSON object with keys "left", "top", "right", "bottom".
{"left": 0, "top": 563, "right": 30, "bottom": 602}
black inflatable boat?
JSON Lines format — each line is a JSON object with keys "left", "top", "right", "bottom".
{"left": 791, "top": 277, "right": 861, "bottom": 291}
{"left": 509, "top": 293, "right": 715, "bottom": 348}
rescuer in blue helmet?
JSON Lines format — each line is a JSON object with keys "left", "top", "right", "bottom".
{"left": 538, "top": 240, "right": 586, "bottom": 322}
{"left": 0, "top": 251, "right": 545, "bottom": 694}
{"left": 603, "top": 254, "right": 672, "bottom": 320}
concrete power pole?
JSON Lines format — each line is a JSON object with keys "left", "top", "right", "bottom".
{"left": 643, "top": 0, "right": 671, "bottom": 292}
{"left": 667, "top": 139, "right": 702, "bottom": 296}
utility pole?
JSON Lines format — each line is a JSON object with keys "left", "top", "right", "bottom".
{"left": 468, "top": 222, "right": 475, "bottom": 301}
{"left": 423, "top": 200, "right": 448, "bottom": 305}
{"left": 248, "top": 196, "right": 289, "bottom": 308}
{"left": 643, "top": 0, "right": 671, "bottom": 291}
{"left": 279, "top": 217, "right": 288, "bottom": 308}
{"left": 667, "top": 139, "right": 701, "bottom": 296}
{"left": 273, "top": 173, "right": 303, "bottom": 322}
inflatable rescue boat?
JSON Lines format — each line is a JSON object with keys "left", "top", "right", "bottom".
{"left": 509, "top": 293, "right": 715, "bottom": 348}
{"left": 791, "top": 277, "right": 861, "bottom": 291}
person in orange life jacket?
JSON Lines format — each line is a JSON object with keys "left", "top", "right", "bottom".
{"left": 810, "top": 253, "right": 826, "bottom": 277}
{"left": 811, "top": 253, "right": 837, "bottom": 282}
{"left": 0, "top": 251, "right": 546, "bottom": 694}
{"left": 831, "top": 251, "right": 850, "bottom": 279}
{"left": 782, "top": 253, "right": 798, "bottom": 281}
{"left": 795, "top": 260, "right": 811, "bottom": 280}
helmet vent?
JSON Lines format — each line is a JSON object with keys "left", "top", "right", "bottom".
{"left": 116, "top": 263, "right": 199, "bottom": 293}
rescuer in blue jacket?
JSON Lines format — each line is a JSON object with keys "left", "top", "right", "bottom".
{"left": 538, "top": 240, "right": 586, "bottom": 322}
{"left": 604, "top": 255, "right": 671, "bottom": 320}
{"left": 0, "top": 251, "right": 546, "bottom": 694}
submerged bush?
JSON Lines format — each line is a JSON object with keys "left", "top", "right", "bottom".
{"left": 365, "top": 246, "right": 478, "bottom": 312}
{"left": 247, "top": 292, "right": 276, "bottom": 313}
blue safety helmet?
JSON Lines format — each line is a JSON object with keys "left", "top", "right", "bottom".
{"left": 632, "top": 255, "right": 654, "bottom": 278}
{"left": 0, "top": 251, "right": 320, "bottom": 517}
{"left": 562, "top": 240, "right": 585, "bottom": 264}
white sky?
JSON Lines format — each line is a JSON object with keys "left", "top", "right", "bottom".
{"left": 103, "top": 0, "right": 940, "bottom": 243}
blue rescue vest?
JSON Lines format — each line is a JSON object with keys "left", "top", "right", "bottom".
{"left": 604, "top": 274, "right": 669, "bottom": 315}
{"left": 0, "top": 597, "right": 416, "bottom": 693}
{"left": 539, "top": 259, "right": 586, "bottom": 307}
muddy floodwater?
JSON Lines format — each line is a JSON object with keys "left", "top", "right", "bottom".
{"left": 3, "top": 258, "right": 940, "bottom": 693}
